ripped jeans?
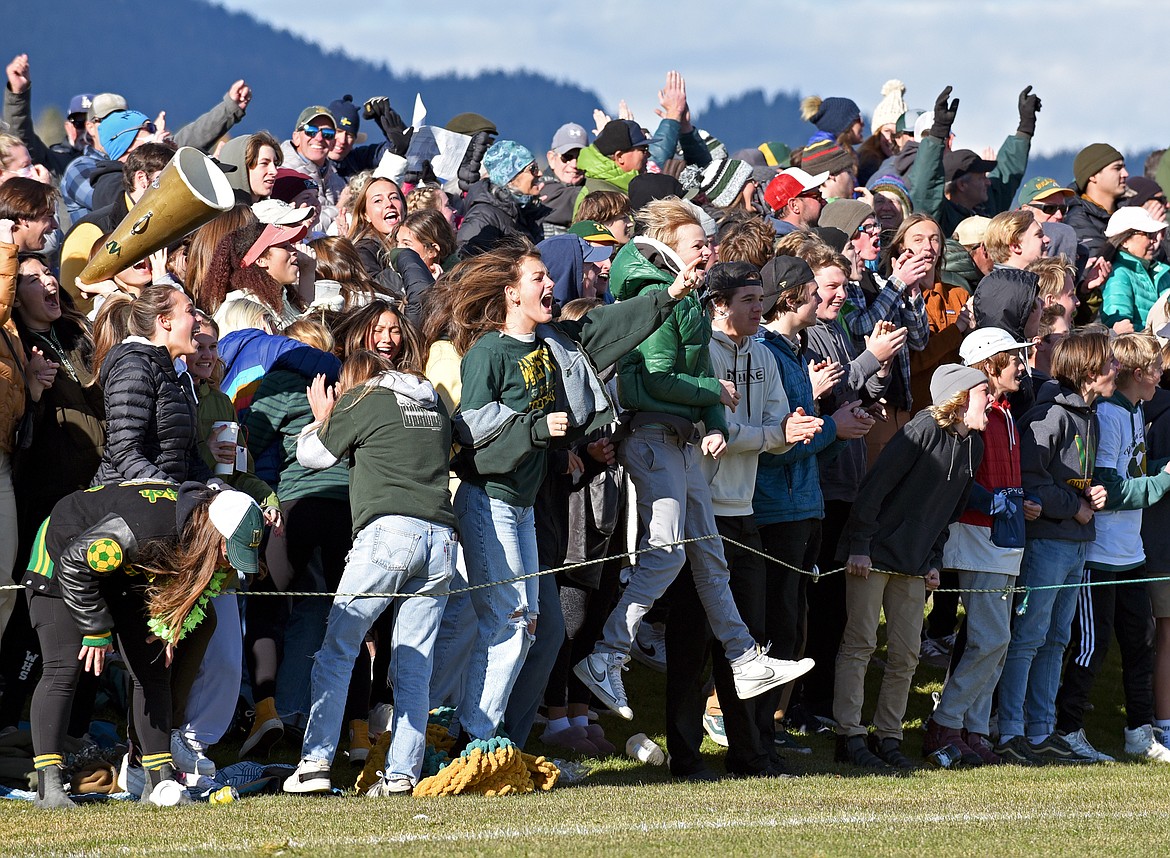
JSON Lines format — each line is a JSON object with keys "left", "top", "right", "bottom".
{"left": 454, "top": 482, "right": 538, "bottom": 739}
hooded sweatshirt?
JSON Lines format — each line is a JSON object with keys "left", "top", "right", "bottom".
{"left": 297, "top": 371, "right": 456, "bottom": 536}
{"left": 539, "top": 234, "right": 586, "bottom": 306}
{"left": 218, "top": 134, "right": 258, "bottom": 204}
{"left": 1018, "top": 379, "right": 1098, "bottom": 543}
{"left": 972, "top": 265, "right": 1039, "bottom": 343}
{"left": 1141, "top": 387, "right": 1170, "bottom": 573}
{"left": 845, "top": 408, "right": 982, "bottom": 575}
{"left": 703, "top": 329, "right": 794, "bottom": 517}
{"left": 1086, "top": 391, "right": 1170, "bottom": 571}
{"left": 573, "top": 146, "right": 638, "bottom": 219}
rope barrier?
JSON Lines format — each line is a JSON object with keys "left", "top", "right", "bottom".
{"left": 13, "top": 533, "right": 1162, "bottom": 616}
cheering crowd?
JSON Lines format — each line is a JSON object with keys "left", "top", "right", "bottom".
{"left": 4, "top": 52, "right": 1170, "bottom": 807}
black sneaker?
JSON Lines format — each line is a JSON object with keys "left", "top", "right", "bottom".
{"left": 672, "top": 767, "right": 721, "bottom": 783}
{"left": 993, "top": 735, "right": 1044, "bottom": 766}
{"left": 835, "top": 735, "right": 896, "bottom": 773}
{"left": 872, "top": 737, "right": 917, "bottom": 772}
{"left": 1027, "top": 733, "right": 1094, "bottom": 765}
{"left": 783, "top": 702, "right": 833, "bottom": 737}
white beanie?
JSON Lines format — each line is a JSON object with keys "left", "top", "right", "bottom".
{"left": 872, "top": 80, "right": 907, "bottom": 135}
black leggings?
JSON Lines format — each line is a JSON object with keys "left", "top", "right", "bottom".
{"left": 29, "top": 584, "right": 177, "bottom": 760}
{"left": 543, "top": 562, "right": 620, "bottom": 710}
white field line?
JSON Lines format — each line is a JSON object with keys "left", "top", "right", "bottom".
{"left": 224, "top": 808, "right": 1156, "bottom": 851}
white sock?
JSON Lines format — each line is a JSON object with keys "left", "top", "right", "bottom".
{"left": 546, "top": 717, "right": 570, "bottom": 734}
{"left": 569, "top": 715, "right": 590, "bottom": 729}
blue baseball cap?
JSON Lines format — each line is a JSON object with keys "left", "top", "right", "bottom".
{"left": 68, "top": 94, "right": 95, "bottom": 118}
{"left": 99, "top": 110, "right": 151, "bottom": 161}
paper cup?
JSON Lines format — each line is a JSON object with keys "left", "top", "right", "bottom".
{"left": 211, "top": 421, "right": 239, "bottom": 475}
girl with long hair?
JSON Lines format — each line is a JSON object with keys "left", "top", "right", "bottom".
{"left": 202, "top": 220, "right": 314, "bottom": 329}
{"left": 24, "top": 482, "right": 263, "bottom": 807}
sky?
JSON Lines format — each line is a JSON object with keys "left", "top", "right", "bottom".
{"left": 213, "top": 0, "right": 1169, "bottom": 156}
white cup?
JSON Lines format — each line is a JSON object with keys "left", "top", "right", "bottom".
{"left": 625, "top": 732, "right": 667, "bottom": 766}
{"left": 210, "top": 421, "right": 239, "bottom": 475}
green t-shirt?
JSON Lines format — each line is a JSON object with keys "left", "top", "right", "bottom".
{"left": 317, "top": 380, "right": 456, "bottom": 536}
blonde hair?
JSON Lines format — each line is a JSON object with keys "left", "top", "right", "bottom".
{"left": 0, "top": 133, "right": 28, "bottom": 171}
{"left": 406, "top": 186, "right": 446, "bottom": 216}
{"left": 634, "top": 197, "right": 701, "bottom": 251}
{"left": 927, "top": 388, "right": 970, "bottom": 429}
{"left": 1028, "top": 255, "right": 1074, "bottom": 303}
{"left": 984, "top": 210, "right": 1036, "bottom": 263}
{"left": 216, "top": 299, "right": 279, "bottom": 336}
{"left": 773, "top": 230, "right": 825, "bottom": 259}
{"left": 283, "top": 317, "right": 334, "bottom": 353}
{"left": 1113, "top": 332, "right": 1159, "bottom": 386}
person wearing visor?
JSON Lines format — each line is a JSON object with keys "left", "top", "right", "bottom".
{"left": 23, "top": 481, "right": 263, "bottom": 808}
{"left": 206, "top": 217, "right": 315, "bottom": 330}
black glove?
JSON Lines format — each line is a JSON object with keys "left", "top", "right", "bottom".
{"left": 363, "top": 96, "right": 411, "bottom": 155}
{"left": 1017, "top": 85, "right": 1041, "bottom": 137}
{"left": 930, "top": 86, "right": 958, "bottom": 140}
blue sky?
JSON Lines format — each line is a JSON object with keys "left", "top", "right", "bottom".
{"left": 213, "top": 0, "right": 1169, "bottom": 156}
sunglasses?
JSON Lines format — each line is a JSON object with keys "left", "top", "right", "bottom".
{"left": 797, "top": 190, "right": 824, "bottom": 202}
{"left": 108, "top": 120, "right": 157, "bottom": 143}
{"left": 68, "top": 117, "right": 87, "bottom": 130}
{"left": 301, "top": 124, "right": 337, "bottom": 140}
{"left": 1029, "top": 202, "right": 1068, "bottom": 215}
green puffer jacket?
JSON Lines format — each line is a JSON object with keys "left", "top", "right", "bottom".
{"left": 610, "top": 238, "right": 727, "bottom": 436}
{"left": 573, "top": 146, "right": 638, "bottom": 218}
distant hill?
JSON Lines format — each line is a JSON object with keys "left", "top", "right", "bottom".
{"left": 1, "top": 0, "right": 605, "bottom": 155}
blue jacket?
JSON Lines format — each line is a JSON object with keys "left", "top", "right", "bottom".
{"left": 753, "top": 330, "right": 843, "bottom": 526}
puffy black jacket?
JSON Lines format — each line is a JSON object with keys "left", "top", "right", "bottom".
{"left": 92, "top": 340, "right": 210, "bottom": 486}
{"left": 456, "top": 180, "right": 546, "bottom": 254}
{"left": 1065, "top": 195, "right": 1111, "bottom": 260}
{"left": 972, "top": 265, "right": 1040, "bottom": 342}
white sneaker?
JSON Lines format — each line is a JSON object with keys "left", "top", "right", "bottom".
{"left": 170, "top": 730, "right": 216, "bottom": 778}
{"left": 731, "top": 646, "right": 814, "bottom": 700}
{"left": 365, "top": 771, "right": 414, "bottom": 796}
{"left": 1125, "top": 724, "right": 1170, "bottom": 762}
{"left": 631, "top": 623, "right": 667, "bottom": 673}
{"left": 368, "top": 702, "right": 394, "bottom": 739}
{"left": 1059, "top": 728, "right": 1116, "bottom": 763}
{"left": 145, "top": 778, "right": 192, "bottom": 807}
{"left": 117, "top": 753, "right": 146, "bottom": 797}
{"left": 283, "top": 758, "right": 333, "bottom": 794}
{"left": 573, "top": 652, "right": 634, "bottom": 720}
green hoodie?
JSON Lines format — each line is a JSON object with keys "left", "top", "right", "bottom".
{"left": 573, "top": 145, "right": 639, "bottom": 218}
{"left": 610, "top": 238, "right": 727, "bottom": 437}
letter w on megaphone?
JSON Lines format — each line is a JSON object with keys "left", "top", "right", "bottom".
{"left": 78, "top": 147, "right": 235, "bottom": 285}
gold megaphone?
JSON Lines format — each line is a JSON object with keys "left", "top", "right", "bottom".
{"left": 77, "top": 146, "right": 235, "bottom": 285}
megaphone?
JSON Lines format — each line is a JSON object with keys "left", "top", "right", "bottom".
{"left": 78, "top": 146, "right": 235, "bottom": 285}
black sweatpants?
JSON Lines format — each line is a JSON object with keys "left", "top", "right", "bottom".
{"left": 1056, "top": 565, "right": 1155, "bottom": 733}
{"left": 664, "top": 515, "right": 769, "bottom": 776}
{"left": 800, "top": 500, "right": 850, "bottom": 717}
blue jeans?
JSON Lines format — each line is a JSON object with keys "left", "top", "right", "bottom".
{"left": 503, "top": 570, "right": 565, "bottom": 747}
{"left": 429, "top": 544, "right": 477, "bottom": 710}
{"left": 454, "top": 482, "right": 537, "bottom": 739}
{"left": 301, "top": 515, "right": 454, "bottom": 783}
{"left": 997, "top": 538, "right": 1087, "bottom": 739}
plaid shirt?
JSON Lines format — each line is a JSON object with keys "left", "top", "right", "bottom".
{"left": 842, "top": 273, "right": 929, "bottom": 411}
{"left": 60, "top": 144, "right": 103, "bottom": 220}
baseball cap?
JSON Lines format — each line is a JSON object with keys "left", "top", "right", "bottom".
{"left": 960, "top": 327, "right": 1034, "bottom": 366}
{"left": 208, "top": 491, "right": 264, "bottom": 575}
{"left": 1105, "top": 206, "right": 1168, "bottom": 238}
{"left": 705, "top": 261, "right": 762, "bottom": 296}
{"left": 760, "top": 256, "right": 815, "bottom": 316}
{"left": 764, "top": 167, "right": 828, "bottom": 213}
{"left": 68, "top": 94, "right": 95, "bottom": 118}
{"left": 88, "top": 92, "right": 127, "bottom": 122}
{"left": 594, "top": 119, "right": 650, "bottom": 157}
{"left": 896, "top": 109, "right": 925, "bottom": 136}
{"left": 271, "top": 168, "right": 319, "bottom": 204}
{"left": 241, "top": 221, "right": 309, "bottom": 268}
{"left": 576, "top": 236, "right": 612, "bottom": 264}
{"left": 953, "top": 215, "right": 992, "bottom": 247}
{"left": 550, "top": 122, "right": 588, "bottom": 155}
{"left": 1018, "top": 176, "right": 1074, "bottom": 207}
{"left": 98, "top": 110, "right": 152, "bottom": 161}
{"left": 567, "top": 220, "right": 617, "bottom": 245}
{"left": 944, "top": 149, "right": 996, "bottom": 182}
{"left": 295, "top": 105, "right": 335, "bottom": 132}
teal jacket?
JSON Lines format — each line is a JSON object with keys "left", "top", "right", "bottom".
{"left": 908, "top": 133, "right": 1030, "bottom": 237}
{"left": 1101, "top": 250, "right": 1170, "bottom": 330}
{"left": 610, "top": 237, "right": 727, "bottom": 437}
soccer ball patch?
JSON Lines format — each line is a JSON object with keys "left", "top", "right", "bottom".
{"left": 86, "top": 539, "right": 123, "bottom": 573}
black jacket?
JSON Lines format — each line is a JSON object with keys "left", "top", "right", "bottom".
{"left": 456, "top": 180, "right": 546, "bottom": 254}
{"left": 92, "top": 340, "right": 209, "bottom": 486}
{"left": 352, "top": 240, "right": 434, "bottom": 328}
{"left": 1065, "top": 195, "right": 1111, "bottom": 261}
{"left": 972, "top": 265, "right": 1040, "bottom": 342}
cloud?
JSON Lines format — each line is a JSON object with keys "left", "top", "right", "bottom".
{"left": 212, "top": 0, "right": 1170, "bottom": 155}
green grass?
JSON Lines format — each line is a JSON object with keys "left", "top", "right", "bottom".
{"left": 3, "top": 622, "right": 1164, "bottom": 856}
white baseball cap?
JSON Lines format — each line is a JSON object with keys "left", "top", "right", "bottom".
{"left": 1105, "top": 206, "right": 1168, "bottom": 238}
{"left": 960, "top": 327, "right": 1035, "bottom": 366}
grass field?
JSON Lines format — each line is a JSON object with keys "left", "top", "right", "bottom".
{"left": 2, "top": 618, "right": 1165, "bottom": 856}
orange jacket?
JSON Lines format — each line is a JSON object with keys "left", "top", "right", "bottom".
{"left": 909, "top": 279, "right": 970, "bottom": 414}
{"left": 0, "top": 243, "right": 26, "bottom": 454}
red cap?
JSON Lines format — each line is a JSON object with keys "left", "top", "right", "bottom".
{"left": 764, "top": 174, "right": 804, "bottom": 214}
{"left": 240, "top": 221, "right": 309, "bottom": 268}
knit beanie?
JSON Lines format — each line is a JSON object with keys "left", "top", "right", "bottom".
{"left": 819, "top": 199, "right": 874, "bottom": 236}
{"left": 483, "top": 140, "right": 535, "bottom": 187}
{"left": 871, "top": 80, "right": 907, "bottom": 135}
{"left": 930, "top": 364, "right": 988, "bottom": 406}
{"left": 800, "top": 139, "right": 854, "bottom": 177}
{"left": 446, "top": 112, "right": 497, "bottom": 136}
{"left": 1073, "top": 143, "right": 1124, "bottom": 192}
{"left": 699, "top": 159, "right": 754, "bottom": 208}
{"left": 328, "top": 94, "right": 361, "bottom": 135}
{"left": 869, "top": 174, "right": 913, "bottom": 216}
{"left": 629, "top": 173, "right": 685, "bottom": 211}
{"left": 801, "top": 96, "right": 862, "bottom": 137}
{"left": 758, "top": 140, "right": 792, "bottom": 167}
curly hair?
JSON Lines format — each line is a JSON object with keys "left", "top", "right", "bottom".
{"left": 717, "top": 216, "right": 776, "bottom": 269}
{"left": 187, "top": 204, "right": 258, "bottom": 309}
{"left": 200, "top": 222, "right": 286, "bottom": 313}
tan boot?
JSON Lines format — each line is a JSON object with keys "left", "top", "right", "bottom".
{"left": 240, "top": 696, "right": 284, "bottom": 758}
{"left": 348, "top": 719, "right": 371, "bottom": 765}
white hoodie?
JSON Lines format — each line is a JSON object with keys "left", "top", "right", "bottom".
{"left": 703, "top": 329, "right": 795, "bottom": 517}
